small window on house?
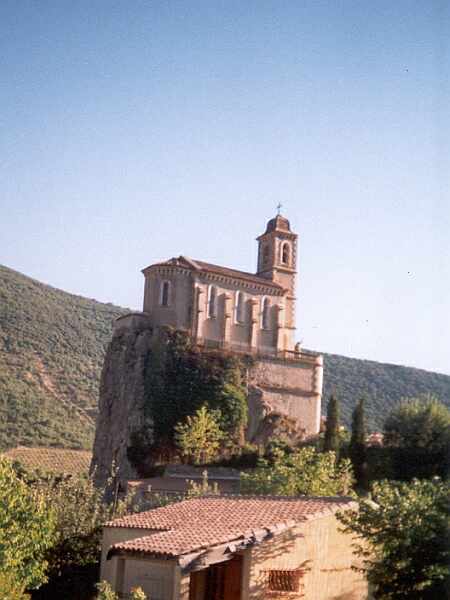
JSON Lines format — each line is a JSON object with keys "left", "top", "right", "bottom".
{"left": 267, "top": 569, "right": 303, "bottom": 593}
{"left": 160, "top": 280, "right": 171, "bottom": 306}
{"left": 261, "top": 297, "right": 270, "bottom": 329}
{"left": 281, "top": 242, "right": 290, "bottom": 265}
{"left": 235, "top": 291, "right": 245, "bottom": 323}
{"left": 207, "top": 285, "right": 217, "bottom": 318}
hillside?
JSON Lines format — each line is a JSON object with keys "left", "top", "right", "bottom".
{"left": 322, "top": 354, "right": 450, "bottom": 430}
{"left": 0, "top": 265, "right": 126, "bottom": 450}
{"left": 0, "top": 263, "right": 449, "bottom": 450}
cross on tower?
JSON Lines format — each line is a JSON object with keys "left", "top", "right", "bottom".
{"left": 276, "top": 202, "right": 283, "bottom": 215}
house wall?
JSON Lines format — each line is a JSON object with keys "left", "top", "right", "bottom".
{"left": 100, "top": 527, "right": 155, "bottom": 585}
{"left": 120, "top": 557, "right": 177, "bottom": 599}
{"left": 244, "top": 515, "right": 368, "bottom": 600}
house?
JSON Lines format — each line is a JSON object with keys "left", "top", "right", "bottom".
{"left": 100, "top": 495, "right": 368, "bottom": 599}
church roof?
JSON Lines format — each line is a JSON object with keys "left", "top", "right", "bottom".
{"left": 143, "top": 256, "right": 285, "bottom": 292}
{"left": 265, "top": 214, "right": 291, "bottom": 233}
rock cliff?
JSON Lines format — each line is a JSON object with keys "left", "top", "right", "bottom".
{"left": 91, "top": 322, "right": 322, "bottom": 491}
{"left": 91, "top": 324, "right": 154, "bottom": 489}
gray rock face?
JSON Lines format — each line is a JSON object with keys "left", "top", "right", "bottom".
{"left": 90, "top": 325, "right": 154, "bottom": 490}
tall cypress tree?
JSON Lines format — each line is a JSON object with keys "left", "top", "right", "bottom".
{"left": 324, "top": 394, "right": 340, "bottom": 456}
{"left": 350, "top": 398, "right": 367, "bottom": 487}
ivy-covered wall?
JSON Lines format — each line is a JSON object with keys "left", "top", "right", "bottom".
{"left": 127, "top": 329, "right": 251, "bottom": 473}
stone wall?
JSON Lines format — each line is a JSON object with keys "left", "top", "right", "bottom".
{"left": 247, "top": 355, "right": 322, "bottom": 440}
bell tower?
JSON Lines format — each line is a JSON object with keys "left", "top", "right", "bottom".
{"left": 256, "top": 212, "right": 298, "bottom": 342}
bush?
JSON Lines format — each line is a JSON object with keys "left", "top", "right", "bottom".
{"left": 338, "top": 478, "right": 450, "bottom": 600}
{"left": 0, "top": 457, "right": 56, "bottom": 590}
{"left": 241, "top": 447, "right": 354, "bottom": 497}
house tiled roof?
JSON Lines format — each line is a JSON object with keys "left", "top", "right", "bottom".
{"left": 2, "top": 446, "right": 92, "bottom": 475}
{"left": 143, "top": 256, "right": 284, "bottom": 293}
{"left": 106, "top": 495, "right": 354, "bottom": 559}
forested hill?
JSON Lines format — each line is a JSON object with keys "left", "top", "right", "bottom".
{"left": 322, "top": 354, "right": 450, "bottom": 430}
{"left": 0, "top": 264, "right": 127, "bottom": 450}
{"left": 1, "top": 263, "right": 449, "bottom": 450}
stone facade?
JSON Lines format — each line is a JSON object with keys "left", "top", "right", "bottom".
{"left": 136, "top": 214, "right": 299, "bottom": 355}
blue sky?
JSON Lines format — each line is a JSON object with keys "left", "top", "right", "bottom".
{"left": 1, "top": 1, "right": 449, "bottom": 374}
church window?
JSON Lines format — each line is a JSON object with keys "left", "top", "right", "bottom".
{"left": 261, "top": 297, "right": 270, "bottom": 329}
{"left": 235, "top": 291, "right": 245, "bottom": 324}
{"left": 207, "top": 285, "right": 217, "bottom": 318}
{"left": 281, "top": 242, "right": 290, "bottom": 265}
{"left": 160, "top": 280, "right": 171, "bottom": 307}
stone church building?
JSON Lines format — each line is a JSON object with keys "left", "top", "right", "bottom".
{"left": 113, "top": 213, "right": 323, "bottom": 440}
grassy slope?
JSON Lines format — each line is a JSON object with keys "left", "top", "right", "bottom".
{"left": 0, "top": 265, "right": 126, "bottom": 450}
{"left": 0, "top": 263, "right": 448, "bottom": 449}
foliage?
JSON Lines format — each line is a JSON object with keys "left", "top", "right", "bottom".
{"left": 383, "top": 396, "right": 450, "bottom": 479}
{"left": 337, "top": 478, "right": 450, "bottom": 600}
{"left": 139, "top": 329, "right": 249, "bottom": 463}
{"left": 96, "top": 580, "right": 148, "bottom": 600}
{"left": 241, "top": 447, "right": 354, "bottom": 497}
{"left": 175, "top": 406, "right": 223, "bottom": 464}
{"left": 323, "top": 352, "right": 450, "bottom": 430}
{"left": 96, "top": 581, "right": 118, "bottom": 600}
{"left": 384, "top": 395, "right": 450, "bottom": 450}
{"left": 0, "top": 572, "right": 31, "bottom": 600}
{"left": 324, "top": 394, "right": 340, "bottom": 455}
{"left": 349, "top": 398, "right": 367, "bottom": 487}
{"left": 0, "top": 264, "right": 127, "bottom": 450}
{"left": 30, "top": 472, "right": 137, "bottom": 599}
{"left": 0, "top": 457, "right": 56, "bottom": 590}
{"left": 186, "top": 470, "right": 220, "bottom": 498}
{"left": 130, "top": 587, "right": 148, "bottom": 600}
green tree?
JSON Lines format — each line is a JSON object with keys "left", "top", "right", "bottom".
{"left": 337, "top": 478, "right": 450, "bottom": 600}
{"left": 349, "top": 398, "right": 367, "bottom": 487}
{"left": 0, "top": 457, "right": 56, "bottom": 590}
{"left": 324, "top": 394, "right": 340, "bottom": 455}
{"left": 31, "top": 471, "right": 137, "bottom": 598}
{"left": 175, "top": 406, "right": 224, "bottom": 464}
{"left": 383, "top": 396, "right": 450, "bottom": 479}
{"left": 241, "top": 447, "right": 354, "bottom": 496}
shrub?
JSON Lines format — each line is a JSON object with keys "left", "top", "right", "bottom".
{"left": 0, "top": 457, "right": 56, "bottom": 590}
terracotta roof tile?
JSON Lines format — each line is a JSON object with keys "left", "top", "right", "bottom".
{"left": 107, "top": 495, "right": 355, "bottom": 559}
{"left": 2, "top": 446, "right": 92, "bottom": 475}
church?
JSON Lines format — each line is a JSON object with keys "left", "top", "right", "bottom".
{"left": 114, "top": 212, "right": 323, "bottom": 439}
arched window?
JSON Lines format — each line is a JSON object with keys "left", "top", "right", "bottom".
{"left": 207, "top": 285, "right": 217, "bottom": 318}
{"left": 281, "top": 242, "right": 290, "bottom": 265}
{"left": 235, "top": 291, "right": 245, "bottom": 324}
{"left": 261, "top": 297, "right": 270, "bottom": 329}
{"left": 160, "top": 280, "right": 171, "bottom": 306}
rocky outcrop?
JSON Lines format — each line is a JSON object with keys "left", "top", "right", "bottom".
{"left": 90, "top": 323, "right": 154, "bottom": 490}
{"left": 91, "top": 322, "right": 321, "bottom": 492}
